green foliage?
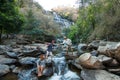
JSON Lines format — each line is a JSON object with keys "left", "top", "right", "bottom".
{"left": 22, "top": 9, "right": 41, "bottom": 35}
{"left": 19, "top": 0, "right": 61, "bottom": 40}
{"left": 74, "top": 2, "right": 97, "bottom": 42}
{"left": 68, "top": 25, "right": 79, "bottom": 43}
{"left": 68, "top": 0, "right": 120, "bottom": 43}
{"left": 0, "top": 0, "right": 25, "bottom": 42}
{"left": 0, "top": 0, "right": 25, "bottom": 32}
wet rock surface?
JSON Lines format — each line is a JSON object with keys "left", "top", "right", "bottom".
{"left": 19, "top": 57, "right": 37, "bottom": 65}
{"left": 0, "top": 64, "right": 10, "bottom": 77}
{"left": 1, "top": 40, "right": 120, "bottom": 80}
{"left": 81, "top": 69, "right": 120, "bottom": 80}
{"left": 0, "top": 58, "right": 17, "bottom": 64}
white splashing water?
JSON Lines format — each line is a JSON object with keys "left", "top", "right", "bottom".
{"left": 49, "top": 70, "right": 80, "bottom": 80}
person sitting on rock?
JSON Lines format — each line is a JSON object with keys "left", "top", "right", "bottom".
{"left": 37, "top": 54, "right": 46, "bottom": 77}
{"left": 46, "top": 40, "right": 55, "bottom": 58}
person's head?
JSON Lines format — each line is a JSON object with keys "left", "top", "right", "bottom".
{"left": 36, "top": 46, "right": 40, "bottom": 50}
{"left": 51, "top": 40, "right": 55, "bottom": 44}
{"left": 39, "top": 54, "right": 45, "bottom": 60}
{"left": 64, "top": 36, "right": 67, "bottom": 40}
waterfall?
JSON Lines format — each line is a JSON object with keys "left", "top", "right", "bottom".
{"left": 53, "top": 12, "right": 73, "bottom": 29}
{"left": 52, "top": 57, "right": 67, "bottom": 75}
{"left": 49, "top": 56, "right": 80, "bottom": 80}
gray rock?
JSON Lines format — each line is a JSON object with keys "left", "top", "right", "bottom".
{"left": 0, "top": 64, "right": 10, "bottom": 77}
{"left": 98, "top": 55, "right": 113, "bottom": 63}
{"left": 12, "top": 48, "right": 22, "bottom": 53}
{"left": 12, "top": 67, "right": 22, "bottom": 74}
{"left": 91, "top": 50, "right": 98, "bottom": 56}
{"left": 16, "top": 40, "right": 31, "bottom": 45}
{"left": 78, "top": 43, "right": 87, "bottom": 54}
{"left": 72, "top": 59, "right": 83, "bottom": 69}
{"left": 0, "top": 55, "right": 6, "bottom": 58}
{"left": 6, "top": 51, "right": 18, "bottom": 58}
{"left": 88, "top": 40, "right": 100, "bottom": 50}
{"left": 18, "top": 49, "right": 39, "bottom": 57}
{"left": 10, "top": 65, "right": 16, "bottom": 70}
{"left": 98, "top": 41, "right": 119, "bottom": 53}
{"left": 0, "top": 50, "right": 5, "bottom": 55}
{"left": 43, "top": 67, "right": 54, "bottom": 77}
{"left": 19, "top": 57, "right": 37, "bottom": 65}
{"left": 0, "top": 45, "right": 12, "bottom": 51}
{"left": 81, "top": 69, "right": 120, "bottom": 80}
{"left": 0, "top": 58, "right": 17, "bottom": 64}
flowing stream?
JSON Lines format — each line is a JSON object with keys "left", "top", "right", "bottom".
{"left": 17, "top": 55, "right": 80, "bottom": 80}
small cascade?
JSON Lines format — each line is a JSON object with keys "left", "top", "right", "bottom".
{"left": 52, "top": 57, "right": 67, "bottom": 75}
{"left": 49, "top": 56, "right": 80, "bottom": 80}
{"left": 18, "top": 68, "right": 38, "bottom": 80}
{"left": 53, "top": 12, "right": 73, "bottom": 29}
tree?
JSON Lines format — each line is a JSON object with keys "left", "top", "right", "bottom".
{"left": 0, "top": 0, "right": 24, "bottom": 42}
{"left": 22, "top": 9, "right": 41, "bottom": 35}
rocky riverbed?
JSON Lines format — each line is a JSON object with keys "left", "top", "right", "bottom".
{"left": 0, "top": 39, "right": 120, "bottom": 80}
{"left": 0, "top": 39, "right": 80, "bottom": 80}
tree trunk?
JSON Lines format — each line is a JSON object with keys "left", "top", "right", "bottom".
{"left": 92, "top": 20, "right": 95, "bottom": 30}
{"left": 0, "top": 27, "right": 3, "bottom": 43}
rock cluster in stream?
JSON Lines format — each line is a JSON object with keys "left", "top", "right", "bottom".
{"left": 70, "top": 40, "right": 120, "bottom": 80}
{"left": 0, "top": 40, "right": 54, "bottom": 80}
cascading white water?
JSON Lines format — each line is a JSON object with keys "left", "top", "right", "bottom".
{"left": 18, "top": 68, "right": 38, "bottom": 80}
{"left": 49, "top": 56, "right": 80, "bottom": 80}
{"left": 53, "top": 12, "right": 73, "bottom": 29}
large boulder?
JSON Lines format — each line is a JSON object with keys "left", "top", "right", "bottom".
{"left": 97, "top": 55, "right": 120, "bottom": 67}
{"left": 97, "top": 41, "right": 119, "bottom": 54}
{"left": 81, "top": 69, "right": 120, "bottom": 80}
{"left": 98, "top": 44, "right": 120, "bottom": 63}
{"left": 0, "top": 64, "right": 10, "bottom": 77}
{"left": 78, "top": 53, "right": 104, "bottom": 69}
